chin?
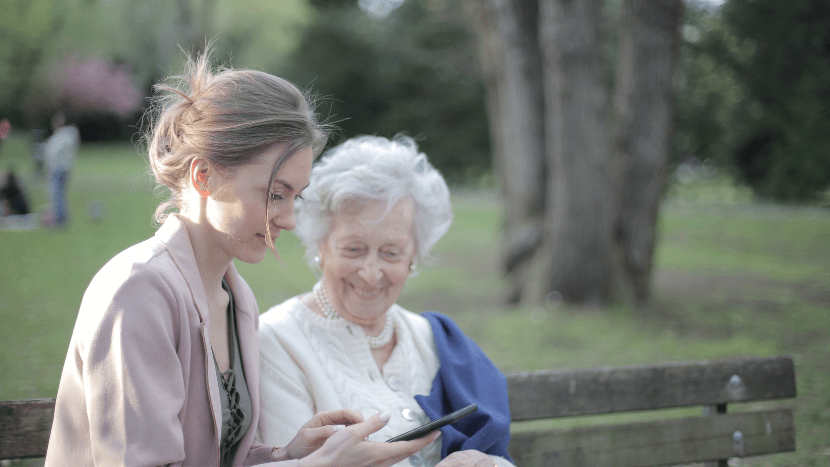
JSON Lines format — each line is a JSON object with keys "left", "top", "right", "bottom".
{"left": 352, "top": 299, "right": 392, "bottom": 316}
{"left": 236, "top": 246, "right": 269, "bottom": 264}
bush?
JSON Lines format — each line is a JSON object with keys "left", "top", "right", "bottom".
{"left": 279, "top": 0, "right": 492, "bottom": 185}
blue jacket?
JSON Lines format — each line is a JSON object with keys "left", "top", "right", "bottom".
{"left": 414, "top": 312, "right": 513, "bottom": 461}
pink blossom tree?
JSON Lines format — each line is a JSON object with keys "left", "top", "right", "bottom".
{"left": 50, "top": 56, "right": 143, "bottom": 119}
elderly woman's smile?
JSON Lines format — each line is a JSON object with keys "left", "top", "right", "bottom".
{"left": 353, "top": 285, "right": 381, "bottom": 299}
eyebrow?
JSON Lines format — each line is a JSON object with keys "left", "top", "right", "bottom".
{"left": 337, "top": 234, "right": 413, "bottom": 245}
{"left": 271, "top": 179, "right": 311, "bottom": 192}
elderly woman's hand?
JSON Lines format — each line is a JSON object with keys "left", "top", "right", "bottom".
{"left": 272, "top": 409, "right": 365, "bottom": 461}
{"left": 435, "top": 449, "right": 494, "bottom": 467}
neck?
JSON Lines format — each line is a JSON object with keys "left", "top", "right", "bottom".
{"left": 179, "top": 214, "right": 233, "bottom": 295}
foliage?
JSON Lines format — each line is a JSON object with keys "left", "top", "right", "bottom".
{"left": 0, "top": 0, "right": 60, "bottom": 123}
{"left": 2, "top": 0, "right": 313, "bottom": 137}
{"left": 673, "top": 4, "right": 743, "bottom": 167}
{"left": 675, "top": 0, "right": 830, "bottom": 202}
{"left": 4, "top": 0, "right": 827, "bottom": 199}
{"left": 280, "top": 0, "right": 491, "bottom": 185}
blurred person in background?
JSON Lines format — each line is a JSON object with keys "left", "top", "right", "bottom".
{"left": 44, "top": 50, "right": 437, "bottom": 467}
{"left": 43, "top": 111, "right": 80, "bottom": 227}
{"left": 0, "top": 118, "right": 10, "bottom": 157}
{"left": 0, "top": 168, "right": 30, "bottom": 216}
{"left": 30, "top": 128, "right": 48, "bottom": 177}
{"left": 258, "top": 135, "right": 515, "bottom": 467}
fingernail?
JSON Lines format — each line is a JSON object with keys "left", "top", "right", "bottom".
{"left": 332, "top": 424, "right": 345, "bottom": 432}
{"left": 433, "top": 431, "right": 442, "bottom": 440}
{"left": 379, "top": 412, "right": 391, "bottom": 422}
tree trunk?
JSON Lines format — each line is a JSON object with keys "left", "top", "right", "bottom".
{"left": 468, "top": 0, "right": 546, "bottom": 304}
{"left": 611, "top": 0, "right": 683, "bottom": 304}
{"left": 469, "top": 0, "right": 682, "bottom": 308}
{"left": 532, "top": 0, "right": 614, "bottom": 305}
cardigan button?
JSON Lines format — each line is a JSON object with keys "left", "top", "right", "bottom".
{"left": 401, "top": 408, "right": 415, "bottom": 420}
{"left": 409, "top": 455, "right": 423, "bottom": 467}
{"left": 387, "top": 375, "right": 402, "bottom": 391}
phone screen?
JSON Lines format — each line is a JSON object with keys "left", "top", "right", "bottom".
{"left": 385, "top": 404, "right": 478, "bottom": 442}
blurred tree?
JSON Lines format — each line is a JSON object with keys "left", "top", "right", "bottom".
{"left": 282, "top": 0, "right": 492, "bottom": 184}
{"left": 672, "top": 3, "right": 745, "bottom": 169}
{"left": 680, "top": 0, "right": 830, "bottom": 201}
{"left": 609, "top": 0, "right": 683, "bottom": 303}
{"left": 7, "top": 0, "right": 312, "bottom": 137}
{"left": 470, "top": 0, "right": 545, "bottom": 304}
{"left": 0, "top": 0, "right": 62, "bottom": 123}
{"left": 48, "top": 56, "right": 145, "bottom": 141}
{"left": 533, "top": 0, "right": 616, "bottom": 305}
{"left": 727, "top": 0, "right": 830, "bottom": 201}
{"left": 470, "top": 0, "right": 682, "bottom": 306}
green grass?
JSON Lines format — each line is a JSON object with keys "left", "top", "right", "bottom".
{"left": 1, "top": 136, "right": 828, "bottom": 465}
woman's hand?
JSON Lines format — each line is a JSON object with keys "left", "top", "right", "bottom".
{"left": 272, "top": 409, "right": 365, "bottom": 461}
{"left": 435, "top": 449, "right": 493, "bottom": 467}
{"left": 299, "top": 412, "right": 441, "bottom": 467}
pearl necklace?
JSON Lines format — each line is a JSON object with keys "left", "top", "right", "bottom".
{"left": 313, "top": 280, "right": 395, "bottom": 349}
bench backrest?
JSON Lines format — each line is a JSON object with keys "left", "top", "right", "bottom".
{"left": 506, "top": 356, "right": 796, "bottom": 466}
{"left": 0, "top": 398, "right": 54, "bottom": 460}
{"left": 1, "top": 356, "right": 796, "bottom": 465}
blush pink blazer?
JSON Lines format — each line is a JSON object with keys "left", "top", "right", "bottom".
{"left": 45, "top": 215, "right": 277, "bottom": 466}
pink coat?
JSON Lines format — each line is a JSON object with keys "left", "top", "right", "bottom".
{"left": 45, "top": 215, "right": 282, "bottom": 466}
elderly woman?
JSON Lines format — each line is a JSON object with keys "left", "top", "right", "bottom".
{"left": 258, "top": 136, "right": 515, "bottom": 467}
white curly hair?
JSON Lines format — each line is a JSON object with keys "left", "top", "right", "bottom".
{"left": 295, "top": 134, "right": 453, "bottom": 269}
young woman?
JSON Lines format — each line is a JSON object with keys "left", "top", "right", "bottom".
{"left": 44, "top": 52, "right": 438, "bottom": 467}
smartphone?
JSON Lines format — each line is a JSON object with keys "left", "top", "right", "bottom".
{"left": 385, "top": 404, "right": 478, "bottom": 442}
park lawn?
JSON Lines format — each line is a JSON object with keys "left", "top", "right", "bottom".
{"left": 1, "top": 138, "right": 828, "bottom": 466}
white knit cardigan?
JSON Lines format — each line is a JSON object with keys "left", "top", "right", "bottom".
{"left": 256, "top": 296, "right": 515, "bottom": 467}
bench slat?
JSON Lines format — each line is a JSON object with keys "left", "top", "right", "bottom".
{"left": 508, "top": 408, "right": 795, "bottom": 467}
{"left": 0, "top": 398, "right": 55, "bottom": 459}
{"left": 507, "top": 356, "right": 795, "bottom": 420}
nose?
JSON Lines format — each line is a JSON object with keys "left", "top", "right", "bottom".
{"left": 357, "top": 254, "right": 382, "bottom": 285}
{"left": 271, "top": 201, "right": 296, "bottom": 231}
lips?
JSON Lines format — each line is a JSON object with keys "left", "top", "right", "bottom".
{"left": 257, "top": 232, "right": 279, "bottom": 243}
{"left": 352, "top": 283, "right": 381, "bottom": 299}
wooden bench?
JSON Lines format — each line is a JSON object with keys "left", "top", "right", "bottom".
{"left": 506, "top": 356, "right": 796, "bottom": 466}
{"left": 1, "top": 356, "right": 796, "bottom": 466}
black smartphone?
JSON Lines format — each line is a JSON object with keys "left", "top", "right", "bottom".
{"left": 385, "top": 404, "right": 478, "bottom": 442}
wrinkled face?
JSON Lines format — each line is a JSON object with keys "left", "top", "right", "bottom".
{"left": 207, "top": 145, "right": 313, "bottom": 264}
{"left": 319, "top": 197, "right": 417, "bottom": 327}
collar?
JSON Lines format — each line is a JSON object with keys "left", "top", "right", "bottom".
{"left": 155, "top": 214, "right": 211, "bottom": 325}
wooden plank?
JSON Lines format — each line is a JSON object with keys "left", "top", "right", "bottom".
{"left": 508, "top": 409, "right": 795, "bottom": 467}
{"left": 0, "top": 398, "right": 55, "bottom": 459}
{"left": 507, "top": 356, "right": 796, "bottom": 420}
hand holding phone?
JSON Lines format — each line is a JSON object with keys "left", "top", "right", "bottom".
{"left": 386, "top": 404, "right": 478, "bottom": 442}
